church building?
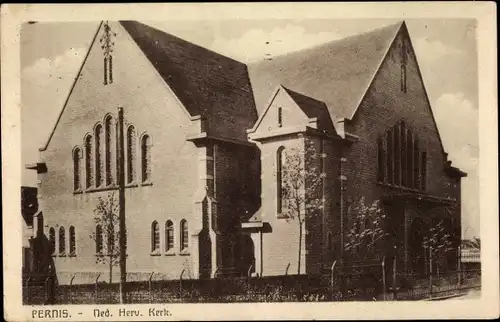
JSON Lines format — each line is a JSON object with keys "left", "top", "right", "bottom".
{"left": 27, "top": 20, "right": 466, "bottom": 284}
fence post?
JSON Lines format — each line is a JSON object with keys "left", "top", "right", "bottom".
{"left": 381, "top": 257, "right": 386, "bottom": 301}
{"left": 148, "top": 272, "right": 154, "bottom": 304}
{"left": 392, "top": 256, "right": 397, "bottom": 300}
{"left": 429, "top": 247, "right": 433, "bottom": 299}
{"left": 330, "top": 261, "right": 337, "bottom": 300}
{"left": 69, "top": 275, "right": 76, "bottom": 304}
{"left": 457, "top": 246, "right": 461, "bottom": 286}
{"left": 179, "top": 269, "right": 185, "bottom": 299}
{"left": 25, "top": 277, "right": 31, "bottom": 304}
{"left": 285, "top": 263, "right": 290, "bottom": 276}
{"left": 44, "top": 276, "right": 51, "bottom": 304}
{"left": 95, "top": 274, "right": 101, "bottom": 304}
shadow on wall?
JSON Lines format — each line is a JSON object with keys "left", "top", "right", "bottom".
{"left": 30, "top": 220, "right": 58, "bottom": 286}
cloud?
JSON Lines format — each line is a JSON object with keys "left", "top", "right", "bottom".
{"left": 433, "top": 92, "right": 478, "bottom": 164}
{"left": 22, "top": 47, "right": 86, "bottom": 185}
{"left": 414, "top": 37, "right": 463, "bottom": 63}
{"left": 433, "top": 92, "right": 479, "bottom": 239}
{"left": 210, "top": 24, "right": 342, "bottom": 62}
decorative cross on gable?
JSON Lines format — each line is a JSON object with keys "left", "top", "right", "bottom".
{"left": 99, "top": 21, "right": 117, "bottom": 85}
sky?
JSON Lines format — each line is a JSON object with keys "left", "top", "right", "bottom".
{"left": 20, "top": 19, "right": 479, "bottom": 238}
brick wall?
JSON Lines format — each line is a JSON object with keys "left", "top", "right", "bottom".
{"left": 341, "top": 29, "right": 462, "bottom": 253}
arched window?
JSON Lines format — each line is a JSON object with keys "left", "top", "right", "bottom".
{"left": 85, "top": 135, "right": 94, "bottom": 188}
{"left": 151, "top": 221, "right": 160, "bottom": 252}
{"left": 141, "top": 134, "right": 152, "bottom": 183}
{"left": 95, "top": 225, "right": 103, "bottom": 254}
{"left": 165, "top": 220, "right": 174, "bottom": 252}
{"left": 105, "top": 116, "right": 114, "bottom": 186}
{"left": 276, "top": 146, "right": 285, "bottom": 214}
{"left": 95, "top": 124, "right": 104, "bottom": 187}
{"left": 126, "top": 126, "right": 136, "bottom": 184}
{"left": 73, "top": 147, "right": 82, "bottom": 191}
{"left": 49, "top": 227, "right": 56, "bottom": 254}
{"left": 58, "top": 226, "right": 66, "bottom": 255}
{"left": 180, "top": 220, "right": 188, "bottom": 251}
{"left": 378, "top": 121, "right": 426, "bottom": 190}
{"left": 69, "top": 226, "right": 76, "bottom": 255}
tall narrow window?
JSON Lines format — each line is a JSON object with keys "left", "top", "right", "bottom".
{"left": 377, "top": 137, "right": 385, "bottom": 182}
{"left": 126, "top": 126, "right": 136, "bottom": 184}
{"left": 276, "top": 146, "right": 285, "bottom": 214}
{"left": 420, "top": 151, "right": 427, "bottom": 191}
{"left": 141, "top": 134, "right": 151, "bottom": 183}
{"left": 278, "top": 107, "right": 283, "bottom": 127}
{"left": 401, "top": 64, "right": 407, "bottom": 93}
{"left": 85, "top": 135, "right": 94, "bottom": 188}
{"left": 69, "top": 226, "right": 76, "bottom": 255}
{"left": 400, "top": 122, "right": 407, "bottom": 187}
{"left": 413, "top": 138, "right": 420, "bottom": 189}
{"left": 49, "top": 227, "right": 56, "bottom": 254}
{"left": 407, "top": 129, "right": 414, "bottom": 188}
{"left": 105, "top": 116, "right": 114, "bottom": 186}
{"left": 73, "top": 147, "right": 82, "bottom": 191}
{"left": 393, "top": 125, "right": 401, "bottom": 185}
{"left": 386, "top": 129, "right": 394, "bottom": 184}
{"left": 58, "top": 226, "right": 66, "bottom": 255}
{"left": 401, "top": 40, "right": 407, "bottom": 93}
{"left": 95, "top": 225, "right": 103, "bottom": 254}
{"left": 95, "top": 124, "right": 104, "bottom": 187}
{"left": 165, "top": 220, "right": 174, "bottom": 252}
{"left": 180, "top": 220, "right": 188, "bottom": 251}
{"left": 151, "top": 221, "right": 160, "bottom": 252}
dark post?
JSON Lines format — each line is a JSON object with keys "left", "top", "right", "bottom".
{"left": 118, "top": 107, "right": 127, "bottom": 304}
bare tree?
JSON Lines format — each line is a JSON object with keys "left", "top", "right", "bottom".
{"left": 423, "top": 220, "right": 453, "bottom": 274}
{"left": 89, "top": 191, "right": 122, "bottom": 284}
{"left": 344, "top": 197, "right": 388, "bottom": 262}
{"left": 281, "top": 134, "right": 323, "bottom": 274}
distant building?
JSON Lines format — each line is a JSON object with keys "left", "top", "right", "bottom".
{"left": 27, "top": 20, "right": 465, "bottom": 284}
{"left": 21, "top": 186, "right": 38, "bottom": 276}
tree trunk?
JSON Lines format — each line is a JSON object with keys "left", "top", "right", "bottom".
{"left": 109, "top": 256, "right": 113, "bottom": 284}
{"left": 298, "top": 221, "right": 302, "bottom": 275}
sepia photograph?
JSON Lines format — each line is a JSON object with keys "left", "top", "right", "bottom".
{"left": 2, "top": 2, "right": 498, "bottom": 321}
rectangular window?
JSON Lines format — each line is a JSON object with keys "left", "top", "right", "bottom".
{"left": 393, "top": 126, "right": 401, "bottom": 186}
{"left": 420, "top": 151, "right": 427, "bottom": 191}
{"left": 386, "top": 130, "right": 394, "bottom": 184}
{"left": 414, "top": 139, "right": 420, "bottom": 189}
{"left": 407, "top": 132, "right": 414, "bottom": 188}
{"left": 278, "top": 107, "right": 283, "bottom": 127}
{"left": 377, "top": 137, "right": 385, "bottom": 182}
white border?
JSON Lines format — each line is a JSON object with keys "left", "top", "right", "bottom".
{"left": 2, "top": 2, "right": 498, "bottom": 321}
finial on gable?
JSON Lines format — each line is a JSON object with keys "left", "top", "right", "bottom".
{"left": 99, "top": 21, "right": 117, "bottom": 85}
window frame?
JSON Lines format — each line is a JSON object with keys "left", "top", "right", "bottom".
{"left": 180, "top": 219, "right": 189, "bottom": 253}
{"left": 151, "top": 221, "right": 160, "bottom": 254}
{"left": 165, "top": 220, "right": 174, "bottom": 254}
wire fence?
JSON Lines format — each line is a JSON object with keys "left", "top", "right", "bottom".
{"left": 23, "top": 253, "right": 481, "bottom": 304}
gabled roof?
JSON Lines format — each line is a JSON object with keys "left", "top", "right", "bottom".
{"left": 282, "top": 86, "right": 336, "bottom": 132}
{"left": 120, "top": 21, "right": 256, "bottom": 118}
{"left": 247, "top": 22, "right": 403, "bottom": 120}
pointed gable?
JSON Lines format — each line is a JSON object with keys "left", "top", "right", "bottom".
{"left": 120, "top": 21, "right": 256, "bottom": 119}
{"left": 282, "top": 87, "right": 336, "bottom": 133}
{"left": 247, "top": 22, "right": 402, "bottom": 120}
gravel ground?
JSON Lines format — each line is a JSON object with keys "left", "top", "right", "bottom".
{"left": 456, "top": 288, "right": 481, "bottom": 299}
